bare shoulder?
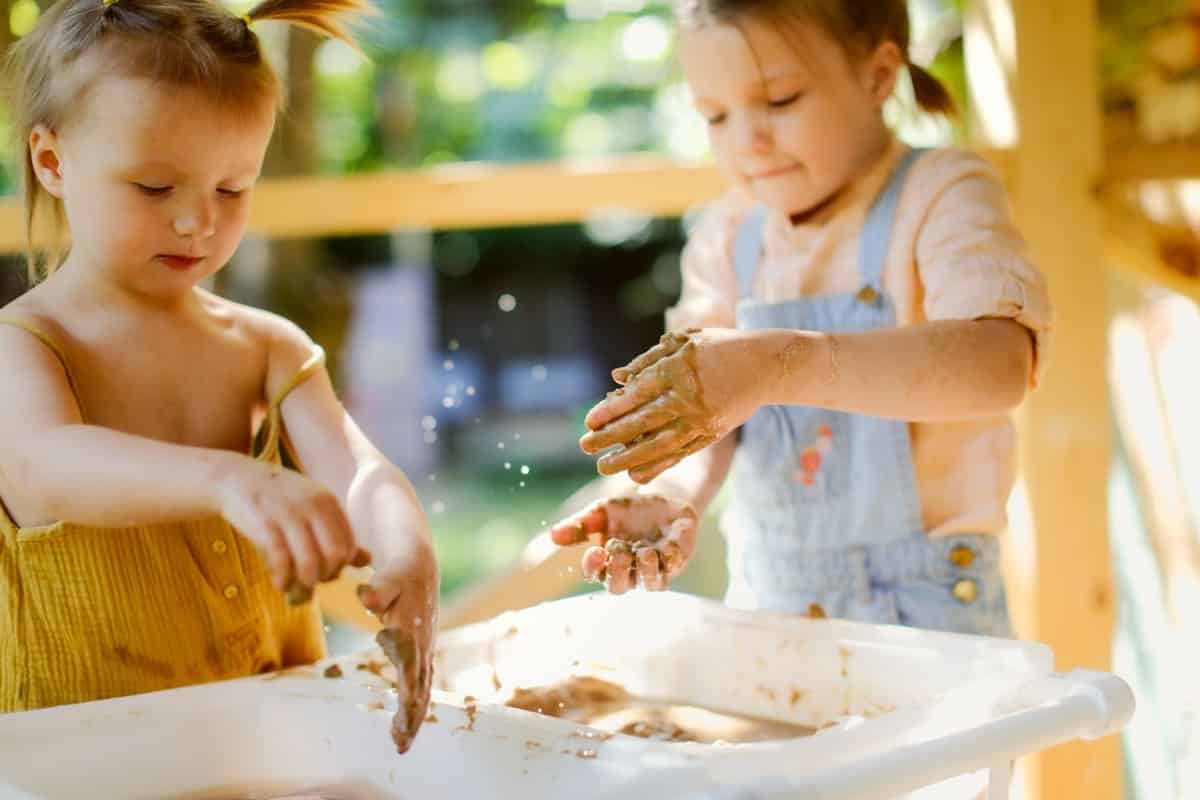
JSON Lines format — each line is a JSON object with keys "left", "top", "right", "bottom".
{"left": 0, "top": 290, "right": 73, "bottom": 368}
{"left": 196, "top": 290, "right": 322, "bottom": 399}
{"left": 0, "top": 292, "right": 84, "bottom": 431}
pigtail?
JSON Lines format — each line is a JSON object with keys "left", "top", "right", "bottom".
{"left": 243, "top": 0, "right": 375, "bottom": 52}
{"left": 908, "top": 62, "right": 957, "bottom": 118}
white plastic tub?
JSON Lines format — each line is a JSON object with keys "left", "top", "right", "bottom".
{"left": 0, "top": 592, "right": 1133, "bottom": 800}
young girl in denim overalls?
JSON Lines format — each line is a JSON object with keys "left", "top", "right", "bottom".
{"left": 552, "top": 0, "right": 1051, "bottom": 638}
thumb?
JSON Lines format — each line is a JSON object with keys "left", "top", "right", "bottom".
{"left": 357, "top": 582, "right": 389, "bottom": 616}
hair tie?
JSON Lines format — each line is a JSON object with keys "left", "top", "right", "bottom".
{"left": 102, "top": 0, "right": 118, "bottom": 7}
{"left": 241, "top": 13, "right": 253, "bottom": 27}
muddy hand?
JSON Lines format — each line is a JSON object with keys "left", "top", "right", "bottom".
{"left": 549, "top": 494, "right": 698, "bottom": 595}
{"left": 357, "top": 544, "right": 438, "bottom": 755}
{"left": 375, "top": 627, "right": 429, "bottom": 754}
{"left": 581, "top": 328, "right": 782, "bottom": 483}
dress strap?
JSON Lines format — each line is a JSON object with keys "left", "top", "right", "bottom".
{"left": 268, "top": 346, "right": 327, "bottom": 411}
{"left": 0, "top": 318, "right": 87, "bottom": 423}
{"left": 256, "top": 346, "right": 326, "bottom": 466}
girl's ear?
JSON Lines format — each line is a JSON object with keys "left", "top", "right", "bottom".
{"left": 862, "top": 40, "right": 905, "bottom": 107}
{"left": 29, "top": 124, "right": 66, "bottom": 199}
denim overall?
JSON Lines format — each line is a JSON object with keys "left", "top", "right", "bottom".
{"left": 723, "top": 149, "right": 1011, "bottom": 637}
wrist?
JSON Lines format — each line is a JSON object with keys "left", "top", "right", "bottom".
{"left": 754, "top": 328, "right": 824, "bottom": 406}
{"left": 207, "top": 451, "right": 263, "bottom": 513}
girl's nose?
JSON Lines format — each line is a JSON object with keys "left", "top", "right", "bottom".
{"left": 172, "top": 197, "right": 217, "bottom": 239}
{"left": 733, "top": 108, "right": 774, "bottom": 156}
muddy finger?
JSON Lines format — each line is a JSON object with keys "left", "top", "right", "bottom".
{"left": 635, "top": 546, "right": 665, "bottom": 591}
{"left": 580, "top": 392, "right": 684, "bottom": 454}
{"left": 603, "top": 539, "right": 635, "bottom": 595}
{"left": 597, "top": 424, "right": 696, "bottom": 476}
{"left": 550, "top": 503, "right": 608, "bottom": 546}
{"left": 582, "top": 545, "right": 608, "bottom": 582}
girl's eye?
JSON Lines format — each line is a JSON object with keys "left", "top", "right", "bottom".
{"left": 704, "top": 112, "right": 727, "bottom": 126}
{"left": 134, "top": 183, "right": 171, "bottom": 196}
{"left": 218, "top": 188, "right": 245, "bottom": 198}
{"left": 767, "top": 92, "right": 803, "bottom": 109}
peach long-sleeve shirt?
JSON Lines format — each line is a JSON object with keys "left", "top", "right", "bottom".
{"left": 666, "top": 139, "right": 1052, "bottom": 536}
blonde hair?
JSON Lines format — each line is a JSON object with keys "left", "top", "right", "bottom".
{"left": 5, "top": 0, "right": 371, "bottom": 283}
{"left": 673, "top": 0, "right": 957, "bottom": 117}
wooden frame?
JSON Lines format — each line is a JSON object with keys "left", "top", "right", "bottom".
{"left": 2, "top": 150, "right": 1192, "bottom": 303}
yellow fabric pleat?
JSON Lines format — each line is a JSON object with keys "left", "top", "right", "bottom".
{"left": 0, "top": 320, "right": 327, "bottom": 713}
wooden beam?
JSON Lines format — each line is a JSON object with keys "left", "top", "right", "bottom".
{"left": 0, "top": 156, "right": 731, "bottom": 256}
{"left": 967, "top": 0, "right": 1120, "bottom": 797}
{"left": 1104, "top": 139, "right": 1200, "bottom": 185}
{"left": 0, "top": 152, "right": 1022, "bottom": 258}
{"left": 1103, "top": 196, "right": 1200, "bottom": 305}
{"left": 0, "top": 143, "right": 1191, "bottom": 258}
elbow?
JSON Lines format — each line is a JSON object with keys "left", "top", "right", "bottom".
{"left": 347, "top": 459, "right": 421, "bottom": 511}
{"left": 976, "top": 318, "right": 1035, "bottom": 414}
{"left": 994, "top": 379, "right": 1029, "bottom": 414}
{"left": 993, "top": 329, "right": 1035, "bottom": 413}
{"left": 0, "top": 446, "right": 60, "bottom": 526}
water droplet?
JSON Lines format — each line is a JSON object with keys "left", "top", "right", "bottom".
{"left": 513, "top": 432, "right": 521, "bottom": 440}
{"left": 449, "top": 339, "right": 460, "bottom": 351}
{"left": 498, "top": 442, "right": 505, "bottom": 449}
{"left": 424, "top": 431, "right": 438, "bottom": 445}
{"left": 519, "top": 481, "right": 526, "bottom": 488}
{"left": 443, "top": 359, "right": 455, "bottom": 371}
{"left": 421, "top": 416, "right": 437, "bottom": 431}
{"left": 442, "top": 397, "right": 455, "bottom": 409}
{"left": 428, "top": 474, "right": 437, "bottom": 482}
{"left": 431, "top": 500, "right": 445, "bottom": 514}
{"left": 466, "top": 386, "right": 476, "bottom": 396}
{"left": 531, "top": 364, "right": 548, "bottom": 382}
{"left": 504, "top": 462, "right": 512, "bottom": 470}
{"left": 520, "top": 465, "right": 530, "bottom": 475}
{"left": 498, "top": 294, "right": 517, "bottom": 312}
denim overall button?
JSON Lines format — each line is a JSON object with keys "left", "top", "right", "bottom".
{"left": 952, "top": 579, "right": 979, "bottom": 604}
{"left": 948, "top": 544, "right": 975, "bottom": 568}
{"left": 856, "top": 286, "right": 879, "bottom": 305}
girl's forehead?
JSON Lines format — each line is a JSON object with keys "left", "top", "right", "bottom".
{"left": 679, "top": 16, "right": 843, "bottom": 88}
{"left": 83, "top": 76, "right": 271, "bottom": 131}
{"left": 73, "top": 76, "right": 275, "bottom": 168}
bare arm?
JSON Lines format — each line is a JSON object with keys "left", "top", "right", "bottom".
{"left": 3, "top": 426, "right": 256, "bottom": 528}
{"left": 759, "top": 318, "right": 1032, "bottom": 421}
{"left": 266, "top": 320, "right": 436, "bottom": 754}
{"left": 582, "top": 319, "right": 1033, "bottom": 480}
{"left": 270, "top": 342, "right": 435, "bottom": 588}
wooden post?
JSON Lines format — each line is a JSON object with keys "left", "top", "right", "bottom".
{"left": 965, "top": 1, "right": 1119, "bottom": 798}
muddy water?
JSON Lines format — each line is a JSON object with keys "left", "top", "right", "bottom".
{"left": 505, "top": 676, "right": 815, "bottom": 744}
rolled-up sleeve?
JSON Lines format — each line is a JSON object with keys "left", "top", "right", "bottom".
{"left": 664, "top": 194, "right": 743, "bottom": 332}
{"left": 915, "top": 152, "right": 1054, "bottom": 387}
